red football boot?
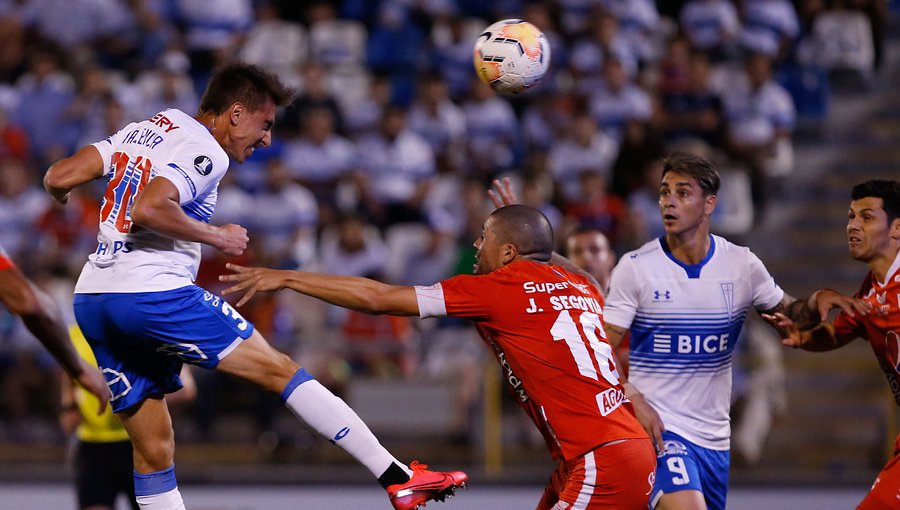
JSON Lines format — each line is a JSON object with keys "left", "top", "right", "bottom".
{"left": 386, "top": 461, "right": 468, "bottom": 510}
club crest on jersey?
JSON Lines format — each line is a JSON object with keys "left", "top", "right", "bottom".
{"left": 193, "top": 155, "right": 213, "bottom": 175}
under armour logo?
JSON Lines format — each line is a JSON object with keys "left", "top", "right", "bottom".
{"left": 653, "top": 290, "right": 671, "bottom": 301}
{"left": 330, "top": 427, "right": 350, "bottom": 444}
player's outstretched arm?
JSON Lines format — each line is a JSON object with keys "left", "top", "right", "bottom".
{"left": 43, "top": 145, "right": 106, "bottom": 203}
{"left": 762, "top": 312, "right": 856, "bottom": 351}
{"left": 774, "top": 290, "right": 869, "bottom": 330}
{"left": 221, "top": 263, "right": 420, "bottom": 316}
{"left": 0, "top": 267, "right": 109, "bottom": 414}
{"left": 131, "top": 177, "right": 248, "bottom": 256}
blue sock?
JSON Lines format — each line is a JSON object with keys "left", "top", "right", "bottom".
{"left": 134, "top": 465, "right": 184, "bottom": 509}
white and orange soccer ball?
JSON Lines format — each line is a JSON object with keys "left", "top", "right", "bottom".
{"left": 473, "top": 19, "right": 551, "bottom": 95}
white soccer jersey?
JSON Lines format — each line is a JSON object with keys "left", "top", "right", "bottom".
{"left": 74, "top": 109, "right": 229, "bottom": 294}
{"left": 604, "top": 234, "right": 783, "bottom": 450}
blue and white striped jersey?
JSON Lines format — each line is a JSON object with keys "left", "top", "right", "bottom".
{"left": 75, "top": 109, "right": 229, "bottom": 294}
{"left": 604, "top": 234, "right": 783, "bottom": 450}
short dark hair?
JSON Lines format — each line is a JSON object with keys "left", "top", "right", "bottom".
{"left": 490, "top": 205, "right": 554, "bottom": 262}
{"left": 198, "top": 63, "right": 295, "bottom": 115}
{"left": 851, "top": 180, "right": 900, "bottom": 223}
{"left": 661, "top": 151, "right": 720, "bottom": 196}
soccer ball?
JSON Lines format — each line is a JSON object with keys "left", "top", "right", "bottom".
{"left": 473, "top": 19, "right": 551, "bottom": 95}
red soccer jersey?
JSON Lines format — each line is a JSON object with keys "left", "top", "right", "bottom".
{"left": 833, "top": 251, "right": 900, "bottom": 406}
{"left": 416, "top": 260, "right": 648, "bottom": 460}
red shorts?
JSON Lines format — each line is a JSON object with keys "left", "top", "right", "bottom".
{"left": 537, "top": 438, "right": 656, "bottom": 510}
{"left": 0, "top": 255, "right": 13, "bottom": 272}
{"left": 857, "top": 434, "right": 900, "bottom": 510}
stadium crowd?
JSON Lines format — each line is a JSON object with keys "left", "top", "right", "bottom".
{"left": 0, "top": 0, "right": 889, "bottom": 452}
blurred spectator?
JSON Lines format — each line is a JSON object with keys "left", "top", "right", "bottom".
{"left": 679, "top": 0, "right": 741, "bottom": 62}
{"left": 34, "top": 187, "right": 98, "bottom": 276}
{"left": 795, "top": 0, "right": 875, "bottom": 86}
{"left": 430, "top": 15, "right": 484, "bottom": 101}
{"left": 562, "top": 170, "right": 632, "bottom": 250}
{"left": 739, "top": 0, "right": 800, "bottom": 62}
{"left": 548, "top": 111, "right": 619, "bottom": 203}
{"left": 307, "top": 0, "right": 367, "bottom": 71}
{"left": 134, "top": 50, "right": 199, "bottom": 120}
{"left": 520, "top": 173, "right": 564, "bottom": 236}
{"left": 13, "top": 45, "right": 76, "bottom": 166}
{"left": 319, "top": 214, "right": 388, "bottom": 326}
{"left": 521, "top": 92, "right": 571, "bottom": 155}
{"left": 343, "top": 73, "right": 392, "bottom": 139}
{"left": 569, "top": 10, "right": 638, "bottom": 94}
{"left": 278, "top": 61, "right": 343, "bottom": 137}
{"left": 177, "top": 0, "right": 253, "bottom": 93}
{"left": 722, "top": 53, "right": 795, "bottom": 216}
{"left": 625, "top": 157, "right": 666, "bottom": 242}
{"left": 281, "top": 106, "right": 356, "bottom": 224}
{"left": 71, "top": 72, "right": 136, "bottom": 151}
{"left": 407, "top": 74, "right": 466, "bottom": 173}
{"left": 384, "top": 221, "right": 457, "bottom": 287}
{"left": 462, "top": 78, "right": 518, "bottom": 178}
{"left": 128, "top": 0, "right": 180, "bottom": 73}
{"left": 657, "top": 35, "right": 693, "bottom": 98}
{"left": 366, "top": 2, "right": 426, "bottom": 103}
{"left": 422, "top": 161, "right": 467, "bottom": 239}
{"left": 307, "top": 0, "right": 369, "bottom": 111}
{"left": 659, "top": 50, "right": 725, "bottom": 148}
{"left": 31, "top": 0, "right": 136, "bottom": 66}
{"left": 556, "top": 0, "right": 596, "bottom": 36}
{"left": 354, "top": 105, "right": 436, "bottom": 227}
{"left": 588, "top": 56, "right": 653, "bottom": 143}
{"left": 0, "top": 14, "right": 27, "bottom": 84}
{"left": 248, "top": 160, "right": 319, "bottom": 270}
{"left": 239, "top": 1, "right": 307, "bottom": 86}
{"left": 600, "top": 0, "right": 662, "bottom": 65}
{"left": 610, "top": 119, "right": 666, "bottom": 200}
{"left": 0, "top": 159, "right": 49, "bottom": 261}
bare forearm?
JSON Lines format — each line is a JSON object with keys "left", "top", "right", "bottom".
{"left": 133, "top": 197, "right": 221, "bottom": 246}
{"left": 19, "top": 290, "right": 84, "bottom": 377}
{"left": 796, "top": 323, "right": 854, "bottom": 352}
{"left": 283, "top": 272, "right": 417, "bottom": 316}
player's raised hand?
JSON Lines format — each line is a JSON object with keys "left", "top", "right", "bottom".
{"left": 74, "top": 360, "right": 109, "bottom": 415}
{"left": 215, "top": 224, "right": 249, "bottom": 257}
{"left": 220, "top": 263, "right": 287, "bottom": 307}
{"left": 761, "top": 312, "right": 804, "bottom": 348}
{"left": 810, "top": 288, "right": 871, "bottom": 321}
{"left": 487, "top": 177, "right": 518, "bottom": 209}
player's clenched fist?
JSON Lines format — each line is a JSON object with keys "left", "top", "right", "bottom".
{"left": 215, "top": 224, "right": 249, "bottom": 256}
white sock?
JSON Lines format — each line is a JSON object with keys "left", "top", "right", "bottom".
{"left": 282, "top": 369, "right": 411, "bottom": 479}
{"left": 136, "top": 488, "right": 186, "bottom": 510}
